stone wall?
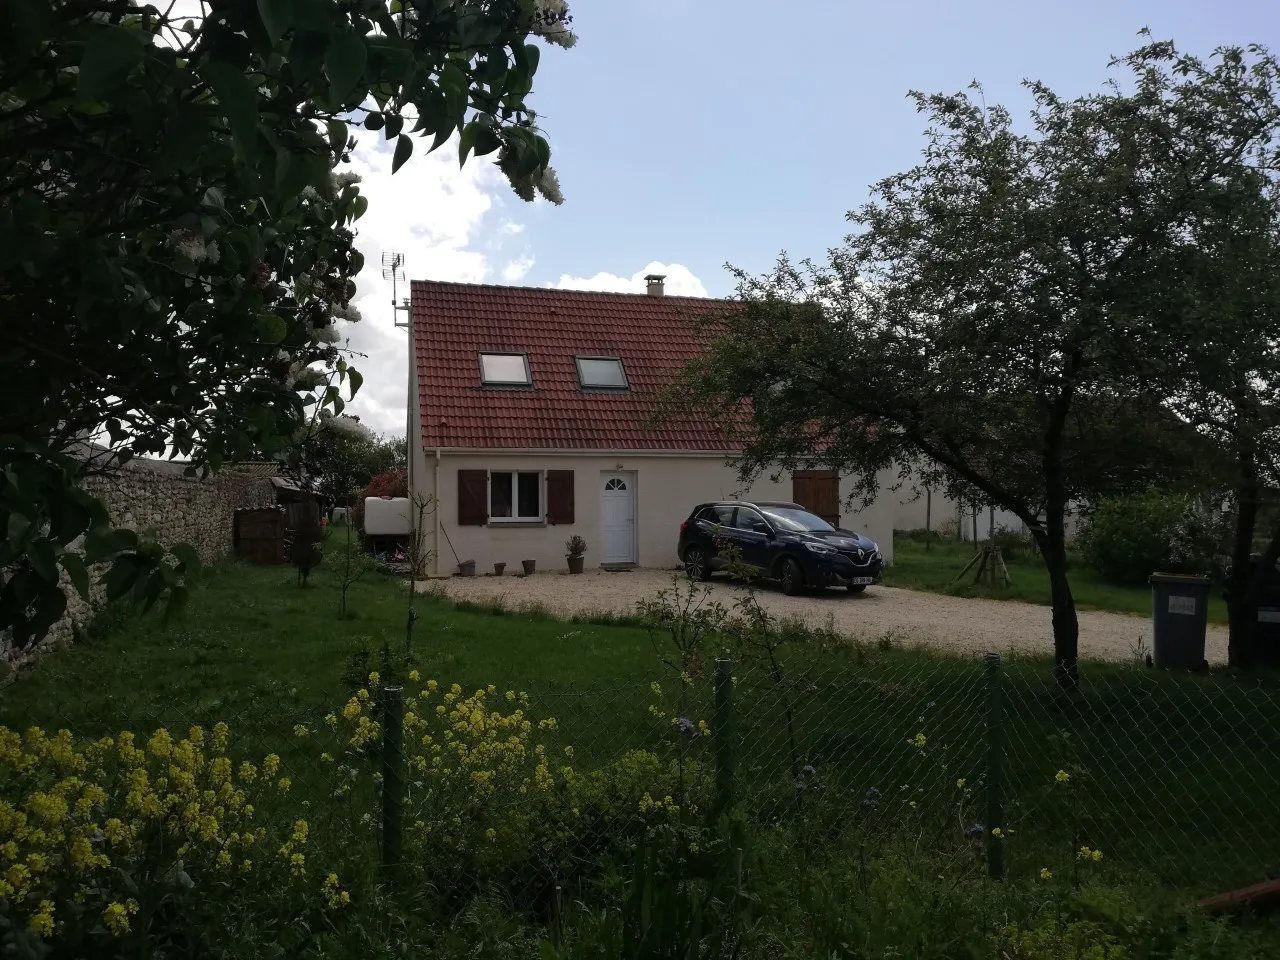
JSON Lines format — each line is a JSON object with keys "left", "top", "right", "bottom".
{"left": 1, "top": 458, "right": 275, "bottom": 667}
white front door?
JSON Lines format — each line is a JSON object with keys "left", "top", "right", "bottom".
{"left": 599, "top": 472, "right": 636, "bottom": 564}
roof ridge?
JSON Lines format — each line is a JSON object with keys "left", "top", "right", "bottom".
{"left": 409, "top": 278, "right": 731, "bottom": 304}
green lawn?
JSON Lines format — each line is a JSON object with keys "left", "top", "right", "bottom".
{"left": 885, "top": 536, "right": 1231, "bottom": 624}
{"left": 2, "top": 556, "right": 1277, "bottom": 900}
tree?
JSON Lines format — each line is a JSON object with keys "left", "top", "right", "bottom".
{"left": 1161, "top": 161, "right": 1280, "bottom": 665}
{"left": 1, "top": 0, "right": 573, "bottom": 646}
{"left": 674, "top": 39, "right": 1280, "bottom": 685}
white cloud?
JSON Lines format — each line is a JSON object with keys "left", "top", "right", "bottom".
{"left": 338, "top": 132, "right": 527, "bottom": 437}
{"left": 553, "top": 261, "right": 708, "bottom": 297}
{"left": 501, "top": 255, "right": 536, "bottom": 283}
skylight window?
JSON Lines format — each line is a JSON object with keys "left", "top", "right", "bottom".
{"left": 575, "top": 356, "right": 628, "bottom": 390}
{"left": 479, "top": 352, "right": 531, "bottom": 386}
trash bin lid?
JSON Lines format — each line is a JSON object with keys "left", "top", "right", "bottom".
{"left": 1149, "top": 573, "right": 1211, "bottom": 586}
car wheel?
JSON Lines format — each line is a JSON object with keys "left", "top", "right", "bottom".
{"left": 683, "top": 545, "right": 711, "bottom": 581}
{"left": 779, "top": 557, "right": 803, "bottom": 596}
{"left": 846, "top": 584, "right": 867, "bottom": 594}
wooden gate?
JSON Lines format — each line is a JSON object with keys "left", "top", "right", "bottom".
{"left": 791, "top": 470, "right": 840, "bottom": 527}
{"left": 234, "top": 508, "right": 286, "bottom": 564}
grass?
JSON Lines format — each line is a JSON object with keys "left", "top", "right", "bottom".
{"left": 885, "top": 535, "right": 1231, "bottom": 623}
{"left": 2, "top": 552, "right": 1277, "bottom": 901}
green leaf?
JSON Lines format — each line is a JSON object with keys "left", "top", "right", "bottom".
{"left": 27, "top": 538, "right": 57, "bottom": 582}
{"left": 348, "top": 368, "right": 364, "bottom": 397}
{"left": 155, "top": 101, "right": 209, "bottom": 176}
{"left": 353, "top": 195, "right": 369, "bottom": 219}
{"left": 327, "top": 119, "right": 347, "bottom": 155}
{"left": 474, "top": 125, "right": 502, "bottom": 158}
{"left": 256, "top": 0, "right": 294, "bottom": 43}
{"left": 384, "top": 114, "right": 403, "bottom": 139}
{"left": 60, "top": 553, "right": 91, "bottom": 600}
{"left": 458, "top": 121, "right": 479, "bottom": 166}
{"left": 392, "top": 133, "right": 412, "bottom": 174}
{"left": 325, "top": 32, "right": 368, "bottom": 105}
{"left": 170, "top": 542, "right": 201, "bottom": 574}
{"left": 77, "top": 25, "right": 143, "bottom": 100}
{"left": 257, "top": 312, "right": 289, "bottom": 343}
{"left": 364, "top": 111, "right": 384, "bottom": 131}
{"left": 85, "top": 528, "right": 138, "bottom": 565}
{"left": 200, "top": 61, "right": 260, "bottom": 162}
{"left": 163, "top": 584, "right": 190, "bottom": 625}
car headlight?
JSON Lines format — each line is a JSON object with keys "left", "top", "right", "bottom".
{"left": 803, "top": 542, "right": 837, "bottom": 555}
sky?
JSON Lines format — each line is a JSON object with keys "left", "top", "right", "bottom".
{"left": 341, "top": 0, "right": 1280, "bottom": 436}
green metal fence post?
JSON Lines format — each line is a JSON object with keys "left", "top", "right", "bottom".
{"left": 983, "top": 653, "right": 1004, "bottom": 880}
{"left": 381, "top": 685, "right": 405, "bottom": 882}
{"left": 714, "top": 658, "right": 736, "bottom": 814}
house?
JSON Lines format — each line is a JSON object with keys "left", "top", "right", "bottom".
{"left": 407, "top": 276, "right": 896, "bottom": 577}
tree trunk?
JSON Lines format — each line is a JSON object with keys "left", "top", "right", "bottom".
{"left": 1037, "top": 499, "right": 1079, "bottom": 688}
{"left": 1226, "top": 446, "right": 1260, "bottom": 669}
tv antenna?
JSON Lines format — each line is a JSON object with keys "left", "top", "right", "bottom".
{"left": 382, "top": 252, "right": 410, "bottom": 328}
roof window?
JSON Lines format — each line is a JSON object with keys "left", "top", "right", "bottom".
{"left": 479, "top": 352, "right": 531, "bottom": 386}
{"left": 575, "top": 356, "right": 628, "bottom": 390}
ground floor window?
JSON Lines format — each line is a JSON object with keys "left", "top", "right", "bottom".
{"left": 490, "top": 470, "right": 541, "bottom": 520}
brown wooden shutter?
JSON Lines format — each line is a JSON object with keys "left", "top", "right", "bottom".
{"left": 458, "top": 470, "right": 488, "bottom": 526}
{"left": 792, "top": 470, "right": 840, "bottom": 526}
{"left": 546, "top": 470, "right": 574, "bottom": 525}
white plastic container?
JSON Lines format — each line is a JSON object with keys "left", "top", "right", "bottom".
{"left": 363, "top": 497, "right": 411, "bottom": 536}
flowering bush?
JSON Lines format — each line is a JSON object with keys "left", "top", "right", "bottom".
{"left": 0, "top": 723, "right": 347, "bottom": 956}
{"left": 330, "top": 677, "right": 705, "bottom": 900}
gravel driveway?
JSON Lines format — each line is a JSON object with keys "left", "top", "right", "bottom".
{"left": 421, "top": 568, "right": 1229, "bottom": 665}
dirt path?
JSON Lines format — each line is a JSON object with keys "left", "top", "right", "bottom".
{"left": 419, "top": 568, "right": 1229, "bottom": 665}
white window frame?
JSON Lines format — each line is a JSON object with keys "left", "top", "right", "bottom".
{"left": 479, "top": 352, "right": 532, "bottom": 387}
{"left": 488, "top": 469, "right": 543, "bottom": 522}
{"left": 574, "top": 355, "right": 629, "bottom": 390}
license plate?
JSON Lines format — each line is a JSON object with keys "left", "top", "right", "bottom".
{"left": 849, "top": 577, "right": 875, "bottom": 585}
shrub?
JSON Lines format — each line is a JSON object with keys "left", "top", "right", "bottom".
{"left": 0, "top": 723, "right": 348, "bottom": 957}
{"left": 327, "top": 676, "right": 706, "bottom": 905}
{"left": 990, "top": 524, "right": 1038, "bottom": 562}
{"left": 1077, "top": 491, "right": 1214, "bottom": 586}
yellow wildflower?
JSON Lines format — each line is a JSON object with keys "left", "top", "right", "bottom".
{"left": 1040, "top": 867, "right": 1053, "bottom": 880}
{"left": 368, "top": 671, "right": 380, "bottom": 687}
{"left": 147, "top": 728, "right": 174, "bottom": 758}
{"left": 408, "top": 669, "right": 420, "bottom": 682}
{"left": 103, "top": 900, "right": 138, "bottom": 937}
{"left": 212, "top": 722, "right": 230, "bottom": 753}
{"left": 485, "top": 828, "right": 497, "bottom": 841}
{"left": 262, "top": 754, "right": 281, "bottom": 778}
{"left": 238, "top": 761, "right": 257, "bottom": 783}
{"left": 277, "top": 777, "right": 292, "bottom": 792}
{"left": 28, "top": 900, "right": 55, "bottom": 938}
{"left": 293, "top": 724, "right": 310, "bottom": 739}
{"left": 906, "top": 732, "right": 927, "bottom": 750}
{"left": 991, "top": 827, "right": 1003, "bottom": 838}
{"left": 1055, "top": 769, "right": 1070, "bottom": 784}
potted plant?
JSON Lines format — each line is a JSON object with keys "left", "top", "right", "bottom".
{"left": 522, "top": 559, "right": 536, "bottom": 576}
{"left": 566, "top": 535, "right": 587, "bottom": 574}
{"left": 493, "top": 562, "right": 506, "bottom": 576}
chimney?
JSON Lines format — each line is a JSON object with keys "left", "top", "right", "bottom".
{"left": 644, "top": 273, "right": 666, "bottom": 296}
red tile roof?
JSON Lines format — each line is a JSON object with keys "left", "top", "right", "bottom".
{"left": 411, "top": 280, "right": 741, "bottom": 451}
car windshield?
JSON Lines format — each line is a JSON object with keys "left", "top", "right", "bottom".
{"left": 761, "top": 507, "right": 835, "bottom": 533}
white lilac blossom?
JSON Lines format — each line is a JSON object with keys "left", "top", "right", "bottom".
{"left": 311, "top": 323, "right": 341, "bottom": 345}
{"left": 536, "top": 166, "right": 564, "bottom": 205}
{"left": 532, "top": 0, "right": 577, "bottom": 48}
{"left": 168, "top": 229, "right": 209, "bottom": 263}
{"left": 323, "top": 415, "right": 373, "bottom": 441}
{"left": 330, "top": 302, "right": 362, "bottom": 323}
{"left": 333, "top": 171, "right": 362, "bottom": 189}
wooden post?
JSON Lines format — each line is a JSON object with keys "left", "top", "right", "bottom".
{"left": 925, "top": 487, "right": 932, "bottom": 552}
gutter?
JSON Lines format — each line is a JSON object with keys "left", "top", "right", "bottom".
{"left": 433, "top": 446, "right": 441, "bottom": 576}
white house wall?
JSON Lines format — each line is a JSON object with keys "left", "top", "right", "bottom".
{"left": 413, "top": 452, "right": 896, "bottom": 577}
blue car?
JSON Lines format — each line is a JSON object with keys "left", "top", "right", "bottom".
{"left": 677, "top": 500, "right": 884, "bottom": 595}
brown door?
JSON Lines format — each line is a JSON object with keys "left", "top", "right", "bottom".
{"left": 792, "top": 470, "right": 840, "bottom": 527}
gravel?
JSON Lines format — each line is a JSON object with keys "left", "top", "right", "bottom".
{"left": 421, "top": 568, "right": 1230, "bottom": 665}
